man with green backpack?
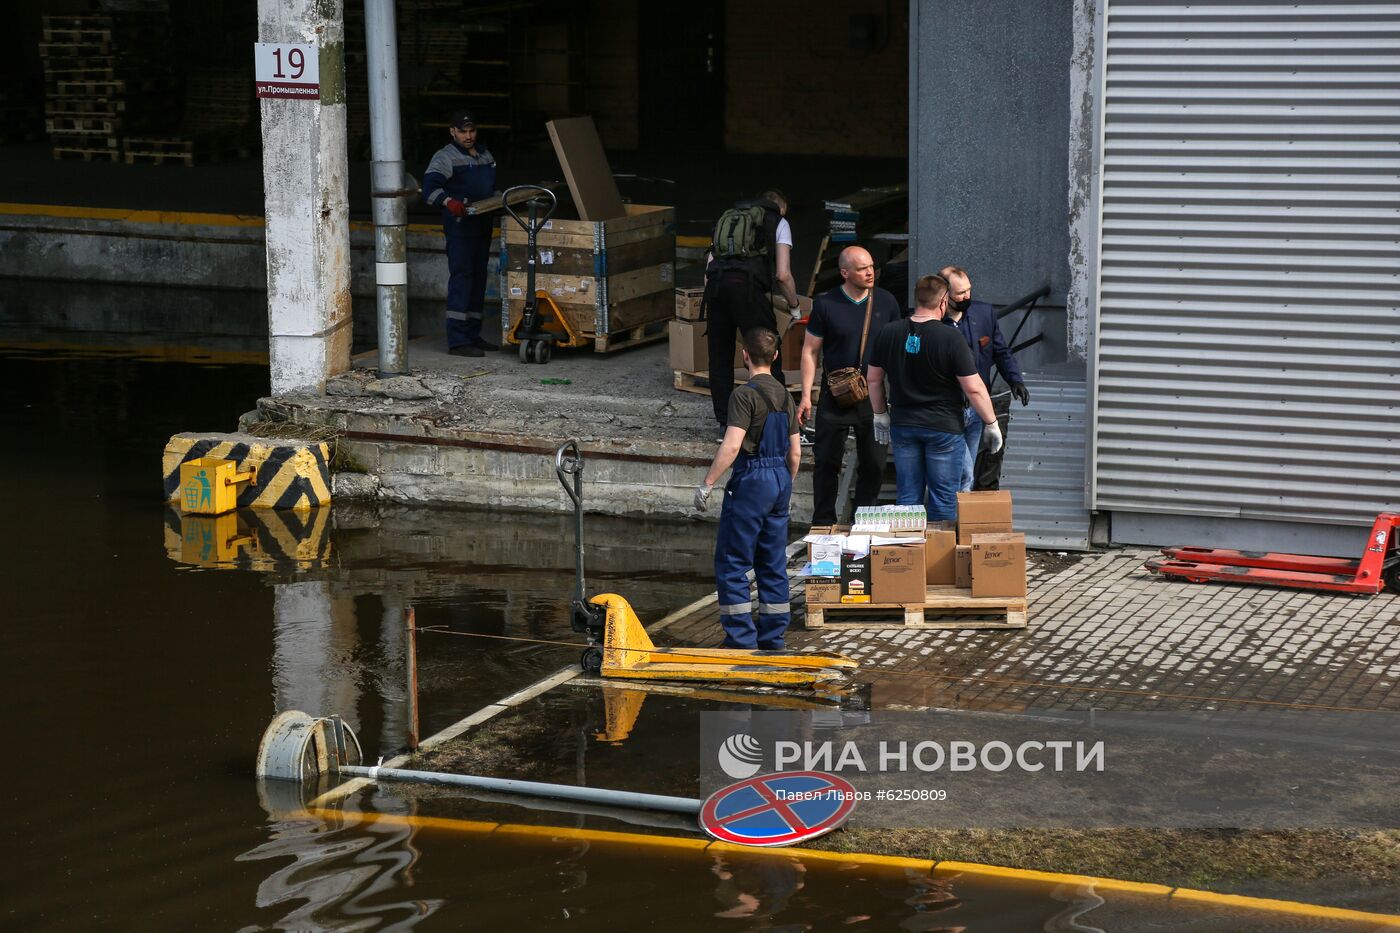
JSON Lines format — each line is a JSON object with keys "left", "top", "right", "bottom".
{"left": 702, "top": 189, "right": 801, "bottom": 437}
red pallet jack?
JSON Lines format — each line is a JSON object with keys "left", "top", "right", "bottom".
{"left": 1144, "top": 512, "right": 1400, "bottom": 596}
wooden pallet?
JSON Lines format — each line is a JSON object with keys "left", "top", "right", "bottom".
{"left": 38, "top": 41, "right": 110, "bottom": 59}
{"left": 50, "top": 132, "right": 119, "bottom": 149}
{"left": 46, "top": 115, "right": 120, "bottom": 134}
{"left": 673, "top": 369, "right": 806, "bottom": 397}
{"left": 124, "top": 150, "right": 194, "bottom": 166}
{"left": 592, "top": 318, "right": 670, "bottom": 353}
{"left": 42, "top": 29, "right": 113, "bottom": 46}
{"left": 52, "top": 146, "right": 120, "bottom": 162}
{"left": 124, "top": 136, "right": 192, "bottom": 154}
{"left": 56, "top": 79, "right": 126, "bottom": 96}
{"left": 43, "top": 15, "right": 113, "bottom": 30}
{"left": 43, "top": 67, "right": 118, "bottom": 84}
{"left": 805, "top": 585, "right": 1027, "bottom": 630}
{"left": 46, "top": 97, "right": 126, "bottom": 116}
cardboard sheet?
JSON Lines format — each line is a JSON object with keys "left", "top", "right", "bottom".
{"left": 545, "top": 116, "right": 627, "bottom": 222}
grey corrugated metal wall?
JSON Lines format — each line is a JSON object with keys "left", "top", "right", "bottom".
{"left": 1090, "top": 0, "right": 1400, "bottom": 527}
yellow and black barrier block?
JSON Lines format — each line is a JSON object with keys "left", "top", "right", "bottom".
{"left": 163, "top": 432, "right": 331, "bottom": 512}
{"left": 163, "top": 505, "right": 333, "bottom": 571}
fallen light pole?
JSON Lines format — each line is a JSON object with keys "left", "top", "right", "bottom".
{"left": 257, "top": 710, "right": 701, "bottom": 817}
{"left": 338, "top": 764, "right": 702, "bottom": 816}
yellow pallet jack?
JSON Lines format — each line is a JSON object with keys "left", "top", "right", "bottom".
{"left": 501, "top": 185, "right": 591, "bottom": 364}
{"left": 555, "top": 440, "right": 858, "bottom": 692}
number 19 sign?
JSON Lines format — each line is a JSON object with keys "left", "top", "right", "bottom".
{"left": 254, "top": 43, "right": 320, "bottom": 99}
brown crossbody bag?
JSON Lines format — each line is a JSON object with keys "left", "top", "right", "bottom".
{"left": 825, "top": 295, "right": 873, "bottom": 408}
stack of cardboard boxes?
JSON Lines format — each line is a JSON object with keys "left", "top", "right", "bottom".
{"left": 668, "top": 288, "right": 811, "bottom": 381}
{"left": 804, "top": 491, "right": 1028, "bottom": 607}
{"left": 805, "top": 522, "right": 939, "bottom": 606}
{"left": 956, "top": 490, "right": 1027, "bottom": 598}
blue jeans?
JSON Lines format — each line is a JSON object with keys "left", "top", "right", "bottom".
{"left": 890, "top": 424, "right": 964, "bottom": 522}
{"left": 960, "top": 408, "right": 983, "bottom": 492}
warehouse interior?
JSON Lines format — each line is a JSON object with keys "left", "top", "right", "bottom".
{"left": 0, "top": 0, "right": 910, "bottom": 257}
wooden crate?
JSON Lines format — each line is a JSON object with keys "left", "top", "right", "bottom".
{"left": 804, "top": 585, "right": 1027, "bottom": 630}
{"left": 501, "top": 203, "right": 675, "bottom": 353}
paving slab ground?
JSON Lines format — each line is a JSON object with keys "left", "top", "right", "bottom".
{"left": 660, "top": 547, "right": 1400, "bottom": 713}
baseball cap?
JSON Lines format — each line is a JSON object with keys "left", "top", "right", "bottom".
{"left": 449, "top": 110, "right": 477, "bottom": 130}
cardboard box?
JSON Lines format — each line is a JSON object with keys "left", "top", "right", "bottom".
{"left": 954, "top": 545, "right": 972, "bottom": 588}
{"left": 958, "top": 521, "right": 1013, "bottom": 545}
{"left": 957, "top": 490, "right": 1013, "bottom": 525}
{"left": 806, "top": 580, "right": 841, "bottom": 605}
{"left": 971, "top": 533, "right": 1027, "bottom": 598}
{"left": 871, "top": 539, "right": 926, "bottom": 603}
{"left": 675, "top": 286, "right": 706, "bottom": 321}
{"left": 546, "top": 116, "right": 626, "bottom": 221}
{"left": 840, "top": 553, "right": 871, "bottom": 602}
{"left": 669, "top": 319, "right": 708, "bottom": 373}
{"left": 925, "top": 522, "right": 956, "bottom": 585}
{"left": 781, "top": 320, "right": 807, "bottom": 368}
{"left": 807, "top": 535, "right": 842, "bottom": 578}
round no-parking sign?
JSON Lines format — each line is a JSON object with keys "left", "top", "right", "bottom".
{"left": 699, "top": 771, "right": 858, "bottom": 847}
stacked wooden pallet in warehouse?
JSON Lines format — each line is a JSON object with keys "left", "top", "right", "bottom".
{"left": 42, "top": 15, "right": 126, "bottom": 161}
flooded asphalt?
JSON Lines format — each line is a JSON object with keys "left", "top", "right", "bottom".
{"left": 0, "top": 284, "right": 1385, "bottom": 931}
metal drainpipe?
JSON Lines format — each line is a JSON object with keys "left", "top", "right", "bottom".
{"left": 364, "top": 0, "right": 408, "bottom": 376}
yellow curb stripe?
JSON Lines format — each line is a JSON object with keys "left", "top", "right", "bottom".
{"left": 0, "top": 202, "right": 266, "bottom": 228}
{"left": 298, "top": 808, "right": 1400, "bottom": 926}
{"left": 0, "top": 202, "right": 464, "bottom": 236}
{"left": 933, "top": 859, "right": 1170, "bottom": 897}
{"left": 1167, "top": 886, "right": 1400, "bottom": 927}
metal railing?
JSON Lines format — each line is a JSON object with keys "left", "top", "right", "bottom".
{"left": 996, "top": 283, "right": 1054, "bottom": 356}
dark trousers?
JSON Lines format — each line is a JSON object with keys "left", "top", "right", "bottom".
{"left": 706, "top": 273, "right": 782, "bottom": 427}
{"left": 811, "top": 395, "right": 887, "bottom": 525}
{"left": 444, "top": 233, "right": 490, "bottom": 349}
{"left": 973, "top": 392, "right": 1013, "bottom": 491}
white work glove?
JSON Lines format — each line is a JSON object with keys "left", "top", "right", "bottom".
{"left": 872, "top": 411, "right": 891, "bottom": 446}
{"left": 693, "top": 484, "right": 714, "bottom": 512}
{"left": 980, "top": 420, "right": 1004, "bottom": 454}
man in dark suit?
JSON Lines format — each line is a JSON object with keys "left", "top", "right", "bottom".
{"left": 939, "top": 265, "right": 1030, "bottom": 491}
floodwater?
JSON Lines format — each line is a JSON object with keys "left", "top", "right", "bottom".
{"left": 1, "top": 285, "right": 1383, "bottom": 931}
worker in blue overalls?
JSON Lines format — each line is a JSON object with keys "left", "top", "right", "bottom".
{"left": 694, "top": 328, "right": 802, "bottom": 650}
{"left": 422, "top": 110, "right": 500, "bottom": 357}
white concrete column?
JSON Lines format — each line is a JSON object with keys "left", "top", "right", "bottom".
{"left": 1065, "top": 0, "right": 1103, "bottom": 364}
{"left": 258, "top": 0, "right": 353, "bottom": 394}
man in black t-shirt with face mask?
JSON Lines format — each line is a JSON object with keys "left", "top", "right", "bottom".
{"left": 867, "top": 274, "right": 1001, "bottom": 522}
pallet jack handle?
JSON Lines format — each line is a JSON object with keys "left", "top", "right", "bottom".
{"left": 556, "top": 439, "right": 606, "bottom": 649}
{"left": 502, "top": 185, "right": 558, "bottom": 304}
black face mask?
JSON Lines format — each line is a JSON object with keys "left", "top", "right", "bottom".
{"left": 950, "top": 298, "right": 971, "bottom": 313}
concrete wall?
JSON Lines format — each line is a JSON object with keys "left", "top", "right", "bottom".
{"left": 259, "top": 397, "right": 817, "bottom": 523}
{"left": 910, "top": 0, "right": 1073, "bottom": 313}
{"left": 0, "top": 210, "right": 488, "bottom": 303}
{"left": 725, "top": 0, "right": 908, "bottom": 157}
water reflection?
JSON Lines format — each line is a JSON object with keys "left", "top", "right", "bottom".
{"left": 238, "top": 798, "right": 442, "bottom": 931}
